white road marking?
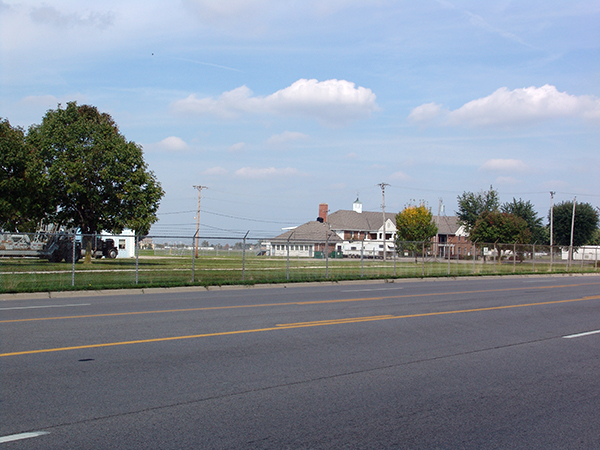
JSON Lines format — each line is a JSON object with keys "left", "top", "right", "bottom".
{"left": 563, "top": 330, "right": 600, "bottom": 339}
{"left": 0, "top": 303, "right": 91, "bottom": 311}
{"left": 0, "top": 432, "right": 50, "bottom": 443}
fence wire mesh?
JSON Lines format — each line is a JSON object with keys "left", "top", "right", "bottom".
{"left": 1, "top": 232, "right": 599, "bottom": 294}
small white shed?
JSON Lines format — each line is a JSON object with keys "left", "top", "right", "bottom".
{"left": 103, "top": 229, "right": 136, "bottom": 258}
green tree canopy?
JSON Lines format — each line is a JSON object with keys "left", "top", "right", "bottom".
{"left": 456, "top": 186, "right": 500, "bottom": 234}
{"left": 501, "top": 198, "right": 547, "bottom": 244}
{"left": 550, "top": 201, "right": 599, "bottom": 247}
{"left": 395, "top": 202, "right": 438, "bottom": 261}
{"left": 0, "top": 119, "right": 49, "bottom": 231}
{"left": 470, "top": 211, "right": 532, "bottom": 245}
{"left": 26, "top": 102, "right": 164, "bottom": 236}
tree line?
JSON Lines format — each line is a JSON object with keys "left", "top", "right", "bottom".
{"left": 1, "top": 102, "right": 164, "bottom": 238}
{"left": 395, "top": 187, "right": 599, "bottom": 253}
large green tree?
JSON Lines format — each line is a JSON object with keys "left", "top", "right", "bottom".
{"left": 501, "top": 198, "right": 547, "bottom": 244}
{"left": 550, "top": 201, "right": 599, "bottom": 247}
{"left": 395, "top": 202, "right": 438, "bottom": 262}
{"left": 26, "top": 102, "right": 164, "bottom": 239}
{"left": 470, "top": 211, "right": 532, "bottom": 245}
{"left": 456, "top": 186, "right": 500, "bottom": 234}
{"left": 0, "top": 119, "right": 49, "bottom": 231}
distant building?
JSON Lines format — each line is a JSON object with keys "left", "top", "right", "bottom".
{"left": 265, "top": 220, "right": 342, "bottom": 258}
{"left": 264, "top": 199, "right": 473, "bottom": 259}
{"left": 432, "top": 216, "right": 471, "bottom": 258}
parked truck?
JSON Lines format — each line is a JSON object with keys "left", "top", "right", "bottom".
{"left": 90, "top": 236, "right": 118, "bottom": 259}
{"left": 1, "top": 231, "right": 119, "bottom": 262}
{"left": 0, "top": 232, "right": 82, "bottom": 263}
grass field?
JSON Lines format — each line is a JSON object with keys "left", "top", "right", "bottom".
{"left": 1, "top": 250, "right": 597, "bottom": 294}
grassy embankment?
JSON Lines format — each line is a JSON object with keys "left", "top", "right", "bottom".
{"left": 0, "top": 250, "right": 594, "bottom": 294}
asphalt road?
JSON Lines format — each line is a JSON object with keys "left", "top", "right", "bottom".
{"left": 2, "top": 275, "right": 600, "bottom": 449}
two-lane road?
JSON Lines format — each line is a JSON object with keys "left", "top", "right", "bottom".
{"left": 2, "top": 276, "right": 600, "bottom": 449}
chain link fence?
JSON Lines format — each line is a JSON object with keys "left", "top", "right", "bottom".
{"left": 1, "top": 232, "right": 599, "bottom": 294}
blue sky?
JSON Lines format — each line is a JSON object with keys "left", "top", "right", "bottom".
{"left": 2, "top": 1, "right": 599, "bottom": 238}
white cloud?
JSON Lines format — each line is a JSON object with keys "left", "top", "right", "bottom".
{"left": 234, "top": 167, "right": 303, "bottom": 179}
{"left": 408, "top": 102, "right": 445, "bottom": 123}
{"left": 229, "top": 142, "right": 246, "bottom": 152}
{"left": 409, "top": 85, "right": 600, "bottom": 127}
{"left": 172, "top": 79, "right": 378, "bottom": 126}
{"left": 479, "top": 159, "right": 529, "bottom": 172}
{"left": 156, "top": 136, "right": 189, "bottom": 152}
{"left": 266, "top": 131, "right": 309, "bottom": 146}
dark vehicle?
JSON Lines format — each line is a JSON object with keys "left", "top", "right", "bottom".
{"left": 0, "top": 232, "right": 82, "bottom": 263}
{"left": 91, "top": 236, "right": 118, "bottom": 259}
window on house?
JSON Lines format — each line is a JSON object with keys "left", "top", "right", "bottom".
{"left": 119, "top": 239, "right": 126, "bottom": 250}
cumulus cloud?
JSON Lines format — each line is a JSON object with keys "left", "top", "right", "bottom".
{"left": 266, "top": 131, "right": 309, "bottom": 146}
{"left": 408, "top": 102, "right": 445, "bottom": 123}
{"left": 156, "top": 136, "right": 189, "bottom": 152}
{"left": 234, "top": 167, "right": 303, "bottom": 179}
{"left": 409, "top": 85, "right": 600, "bottom": 127}
{"left": 479, "top": 159, "right": 529, "bottom": 172}
{"left": 172, "top": 79, "right": 378, "bottom": 126}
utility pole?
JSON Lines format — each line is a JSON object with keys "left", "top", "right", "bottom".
{"left": 377, "top": 182, "right": 390, "bottom": 261}
{"left": 193, "top": 185, "right": 208, "bottom": 258}
{"left": 550, "top": 191, "right": 555, "bottom": 266}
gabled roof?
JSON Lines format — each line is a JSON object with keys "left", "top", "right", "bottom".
{"left": 433, "top": 215, "right": 460, "bottom": 235}
{"left": 270, "top": 221, "right": 342, "bottom": 243}
{"left": 327, "top": 210, "right": 396, "bottom": 232}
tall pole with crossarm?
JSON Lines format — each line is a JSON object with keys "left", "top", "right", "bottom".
{"left": 193, "top": 185, "right": 208, "bottom": 258}
{"left": 377, "top": 182, "right": 390, "bottom": 261}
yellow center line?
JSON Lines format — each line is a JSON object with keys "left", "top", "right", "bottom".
{"left": 2, "top": 294, "right": 599, "bottom": 358}
{"left": 2, "top": 281, "right": 599, "bottom": 324}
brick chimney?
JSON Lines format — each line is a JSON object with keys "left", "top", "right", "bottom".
{"left": 318, "top": 203, "right": 328, "bottom": 222}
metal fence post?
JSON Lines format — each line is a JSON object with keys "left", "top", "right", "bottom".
{"left": 192, "top": 231, "right": 197, "bottom": 283}
{"left": 532, "top": 243, "right": 535, "bottom": 273}
{"left": 422, "top": 241, "right": 425, "bottom": 277}
{"left": 325, "top": 233, "right": 330, "bottom": 279}
{"left": 472, "top": 242, "right": 476, "bottom": 274}
{"left": 135, "top": 234, "right": 139, "bottom": 285}
{"left": 361, "top": 240, "right": 364, "bottom": 278}
{"left": 513, "top": 242, "right": 516, "bottom": 273}
{"left": 242, "top": 231, "right": 249, "bottom": 282}
{"left": 286, "top": 236, "right": 290, "bottom": 281}
{"left": 71, "top": 232, "right": 76, "bottom": 287}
